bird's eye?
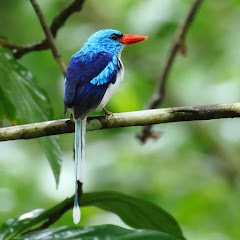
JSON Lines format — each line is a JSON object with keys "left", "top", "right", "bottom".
{"left": 110, "top": 34, "right": 122, "bottom": 41}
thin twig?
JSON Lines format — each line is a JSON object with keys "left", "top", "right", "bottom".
{"left": 0, "top": 0, "right": 85, "bottom": 59}
{"left": 50, "top": 0, "right": 85, "bottom": 38}
{"left": 0, "top": 39, "right": 26, "bottom": 50}
{"left": 1, "top": 103, "right": 240, "bottom": 142}
{"left": 138, "top": 0, "right": 204, "bottom": 143}
{"left": 30, "top": 0, "right": 67, "bottom": 75}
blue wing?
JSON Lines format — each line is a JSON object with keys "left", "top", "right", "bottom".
{"left": 64, "top": 51, "right": 119, "bottom": 119}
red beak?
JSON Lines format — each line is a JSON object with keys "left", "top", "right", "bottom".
{"left": 119, "top": 34, "right": 148, "bottom": 45}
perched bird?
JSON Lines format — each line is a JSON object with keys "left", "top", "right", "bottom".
{"left": 64, "top": 29, "right": 147, "bottom": 224}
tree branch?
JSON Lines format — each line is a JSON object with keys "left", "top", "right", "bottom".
{"left": 50, "top": 0, "right": 85, "bottom": 38}
{"left": 30, "top": 0, "right": 67, "bottom": 75}
{"left": 0, "top": 39, "right": 26, "bottom": 50}
{"left": 138, "top": 0, "right": 204, "bottom": 143}
{"left": 0, "top": 0, "right": 85, "bottom": 59}
{"left": 1, "top": 103, "right": 240, "bottom": 142}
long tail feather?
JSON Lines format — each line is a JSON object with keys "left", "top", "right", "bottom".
{"left": 73, "top": 117, "right": 87, "bottom": 225}
{"left": 78, "top": 117, "right": 86, "bottom": 183}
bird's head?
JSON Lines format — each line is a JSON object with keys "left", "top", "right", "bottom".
{"left": 82, "top": 29, "right": 148, "bottom": 54}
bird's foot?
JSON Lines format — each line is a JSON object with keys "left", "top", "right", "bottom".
{"left": 103, "top": 107, "right": 112, "bottom": 122}
{"left": 70, "top": 113, "right": 74, "bottom": 122}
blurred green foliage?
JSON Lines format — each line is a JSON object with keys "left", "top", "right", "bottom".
{"left": 1, "top": 0, "right": 240, "bottom": 239}
{"left": 0, "top": 47, "right": 61, "bottom": 184}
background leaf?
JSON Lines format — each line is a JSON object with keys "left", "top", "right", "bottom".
{"left": 0, "top": 209, "right": 44, "bottom": 240}
{"left": 80, "top": 191, "right": 185, "bottom": 240}
{"left": 0, "top": 46, "right": 61, "bottom": 185}
{"left": 20, "top": 225, "right": 179, "bottom": 240}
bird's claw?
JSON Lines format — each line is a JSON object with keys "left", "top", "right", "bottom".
{"left": 103, "top": 107, "right": 112, "bottom": 122}
{"left": 70, "top": 113, "right": 74, "bottom": 122}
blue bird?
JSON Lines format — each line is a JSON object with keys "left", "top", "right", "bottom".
{"left": 64, "top": 29, "right": 147, "bottom": 224}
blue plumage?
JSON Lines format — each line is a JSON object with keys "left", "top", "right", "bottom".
{"left": 64, "top": 52, "right": 119, "bottom": 119}
{"left": 64, "top": 29, "right": 147, "bottom": 225}
{"left": 64, "top": 29, "right": 124, "bottom": 119}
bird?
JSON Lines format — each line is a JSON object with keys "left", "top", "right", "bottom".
{"left": 64, "top": 29, "right": 147, "bottom": 224}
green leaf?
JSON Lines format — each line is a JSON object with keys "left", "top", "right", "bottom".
{"left": 0, "top": 86, "right": 16, "bottom": 120}
{"left": 80, "top": 191, "right": 185, "bottom": 240}
{"left": 0, "top": 46, "right": 61, "bottom": 185}
{"left": 0, "top": 209, "right": 45, "bottom": 240}
{"left": 0, "top": 191, "right": 185, "bottom": 239}
{"left": 19, "top": 225, "right": 179, "bottom": 240}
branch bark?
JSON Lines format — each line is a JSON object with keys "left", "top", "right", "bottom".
{"left": 138, "top": 0, "right": 204, "bottom": 143}
{"left": 1, "top": 103, "right": 240, "bottom": 142}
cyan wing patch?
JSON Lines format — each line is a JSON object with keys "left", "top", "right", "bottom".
{"left": 90, "top": 55, "right": 118, "bottom": 86}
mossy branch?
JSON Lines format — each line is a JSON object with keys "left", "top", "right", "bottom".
{"left": 1, "top": 103, "right": 240, "bottom": 142}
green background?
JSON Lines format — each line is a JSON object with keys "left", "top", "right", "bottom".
{"left": 1, "top": 0, "right": 240, "bottom": 239}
